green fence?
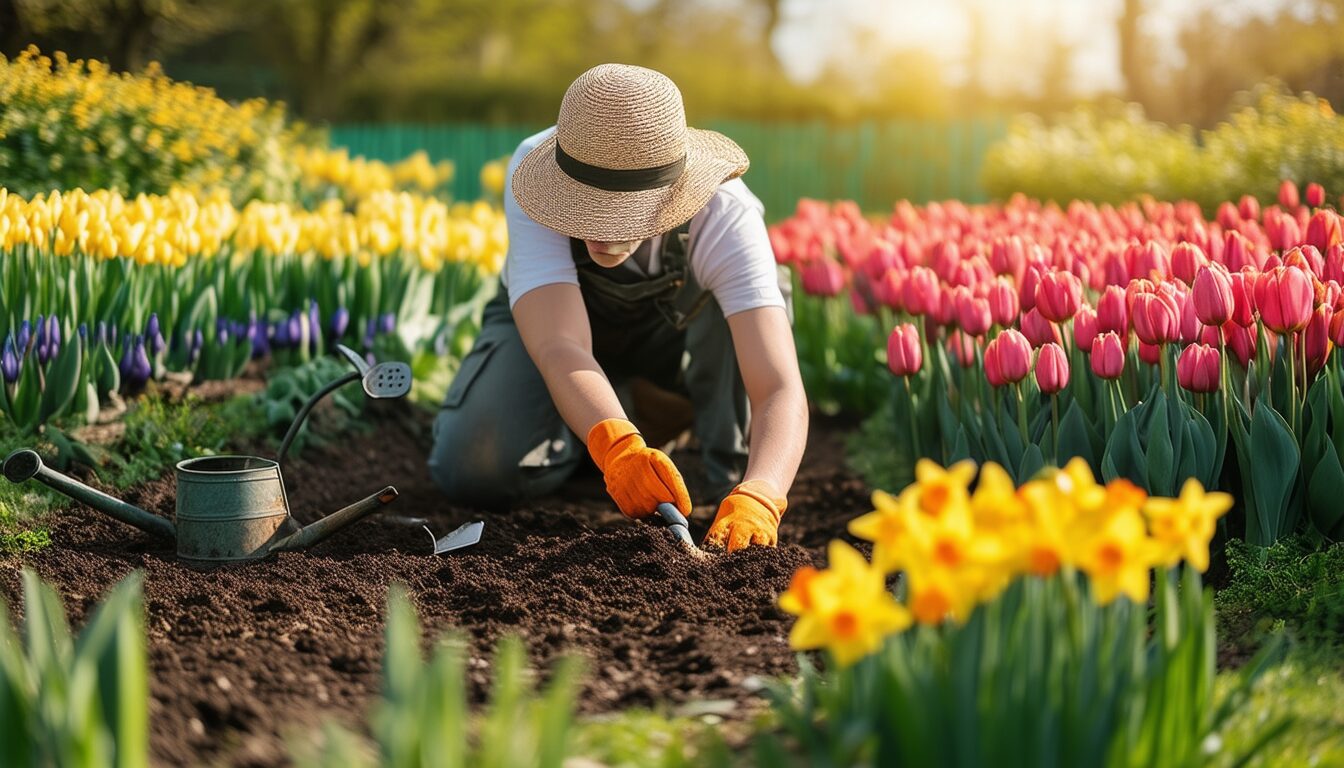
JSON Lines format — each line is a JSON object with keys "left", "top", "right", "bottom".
{"left": 329, "top": 118, "right": 1007, "bottom": 219}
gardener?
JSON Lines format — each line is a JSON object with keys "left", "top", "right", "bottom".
{"left": 428, "top": 64, "right": 807, "bottom": 552}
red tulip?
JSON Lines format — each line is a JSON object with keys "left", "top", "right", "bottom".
{"left": 1170, "top": 242, "right": 1208, "bottom": 286}
{"left": 1090, "top": 332, "right": 1126, "bottom": 379}
{"left": 984, "top": 329, "right": 1032, "bottom": 387}
{"left": 1192, "top": 264, "right": 1233, "bottom": 326}
{"left": 1021, "top": 307, "right": 1061, "bottom": 348}
{"left": 987, "top": 277, "right": 1019, "bottom": 327}
{"left": 1307, "top": 182, "right": 1326, "bottom": 209}
{"left": 1074, "top": 305, "right": 1099, "bottom": 350}
{"left": 1035, "top": 271, "right": 1082, "bottom": 323}
{"left": 1305, "top": 211, "right": 1342, "bottom": 254}
{"left": 1035, "top": 342, "right": 1069, "bottom": 395}
{"left": 1130, "top": 288, "right": 1180, "bottom": 345}
{"left": 1097, "top": 285, "right": 1129, "bottom": 336}
{"left": 1280, "top": 180, "right": 1301, "bottom": 210}
{"left": 1176, "top": 344, "right": 1220, "bottom": 393}
{"left": 887, "top": 323, "right": 922, "bottom": 377}
{"left": 1254, "top": 266, "right": 1315, "bottom": 334}
{"left": 800, "top": 259, "right": 845, "bottom": 297}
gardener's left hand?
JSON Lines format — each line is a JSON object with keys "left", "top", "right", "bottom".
{"left": 704, "top": 480, "right": 787, "bottom": 552}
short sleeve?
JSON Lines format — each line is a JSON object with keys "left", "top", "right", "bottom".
{"left": 502, "top": 127, "right": 578, "bottom": 308}
{"left": 689, "top": 182, "right": 786, "bottom": 317}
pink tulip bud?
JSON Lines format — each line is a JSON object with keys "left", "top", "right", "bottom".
{"left": 800, "top": 259, "right": 845, "bottom": 297}
{"left": 955, "top": 289, "right": 992, "bottom": 338}
{"left": 1097, "top": 285, "right": 1128, "bottom": 336}
{"left": 1170, "top": 242, "right": 1208, "bottom": 286}
{"left": 1307, "top": 183, "right": 1326, "bottom": 209}
{"left": 987, "top": 277, "right": 1019, "bottom": 327}
{"left": 1254, "top": 265, "right": 1315, "bottom": 334}
{"left": 1035, "top": 271, "right": 1082, "bottom": 323}
{"left": 1035, "top": 342, "right": 1070, "bottom": 395}
{"left": 886, "top": 323, "right": 922, "bottom": 377}
{"left": 903, "top": 266, "right": 939, "bottom": 317}
{"left": 1238, "top": 195, "right": 1261, "bottom": 223}
{"left": 1021, "top": 307, "right": 1061, "bottom": 348}
{"left": 1305, "top": 211, "right": 1342, "bottom": 254}
{"left": 1130, "top": 288, "right": 1181, "bottom": 346}
{"left": 984, "top": 329, "right": 1032, "bottom": 387}
{"left": 1229, "top": 269, "right": 1256, "bottom": 327}
{"left": 1176, "top": 344, "right": 1220, "bottom": 393}
{"left": 1074, "top": 305, "right": 1099, "bottom": 351}
{"left": 1223, "top": 231, "right": 1254, "bottom": 272}
{"left": 1019, "top": 263, "right": 1043, "bottom": 314}
{"left": 1177, "top": 287, "right": 1201, "bottom": 344}
{"left": 1217, "top": 202, "right": 1241, "bottom": 231}
{"left": 1280, "top": 180, "right": 1301, "bottom": 210}
{"left": 1090, "top": 332, "right": 1126, "bottom": 379}
{"left": 1192, "top": 264, "right": 1233, "bottom": 326}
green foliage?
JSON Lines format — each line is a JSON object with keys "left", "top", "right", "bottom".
{"left": 983, "top": 84, "right": 1344, "bottom": 213}
{"left": 0, "top": 569, "right": 149, "bottom": 768}
{"left": 257, "top": 356, "right": 366, "bottom": 457}
{"left": 768, "top": 568, "right": 1288, "bottom": 768}
{"left": 108, "top": 393, "right": 262, "bottom": 489}
{"left": 1218, "top": 537, "right": 1344, "bottom": 650}
{"left": 792, "top": 283, "right": 890, "bottom": 416}
{"left": 0, "top": 47, "right": 305, "bottom": 203}
{"left": 1211, "top": 647, "right": 1344, "bottom": 768}
{"left": 292, "top": 584, "right": 583, "bottom": 768}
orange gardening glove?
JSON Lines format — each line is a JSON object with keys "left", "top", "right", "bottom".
{"left": 704, "top": 480, "right": 787, "bottom": 552}
{"left": 587, "top": 417, "right": 692, "bottom": 519}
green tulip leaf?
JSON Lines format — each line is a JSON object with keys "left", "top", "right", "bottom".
{"left": 1248, "top": 404, "right": 1300, "bottom": 546}
{"left": 1308, "top": 439, "right": 1344, "bottom": 539}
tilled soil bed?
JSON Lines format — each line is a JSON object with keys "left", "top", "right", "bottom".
{"left": 1, "top": 405, "right": 868, "bottom": 766}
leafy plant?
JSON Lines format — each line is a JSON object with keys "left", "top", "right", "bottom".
{"left": 292, "top": 585, "right": 583, "bottom": 768}
{"left": 0, "top": 569, "right": 149, "bottom": 768}
{"left": 1218, "top": 537, "right": 1344, "bottom": 650}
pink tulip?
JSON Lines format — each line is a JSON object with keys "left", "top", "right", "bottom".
{"left": 987, "top": 277, "right": 1019, "bottom": 327}
{"left": 1192, "top": 264, "right": 1233, "bottom": 326}
{"left": 1097, "top": 285, "right": 1128, "bottom": 336}
{"left": 800, "top": 259, "right": 845, "bottom": 297}
{"left": 1305, "top": 211, "right": 1342, "bottom": 254}
{"left": 1090, "top": 332, "right": 1126, "bottom": 379}
{"left": 1298, "top": 305, "right": 1332, "bottom": 375}
{"left": 1035, "top": 271, "right": 1082, "bottom": 323}
{"left": 1229, "top": 270, "right": 1256, "bottom": 327}
{"left": 948, "top": 331, "right": 978, "bottom": 368}
{"left": 1177, "top": 344, "right": 1220, "bottom": 393}
{"left": 1138, "top": 340, "right": 1162, "bottom": 366}
{"left": 1307, "top": 182, "right": 1326, "bottom": 209}
{"left": 886, "top": 324, "right": 922, "bottom": 377}
{"left": 1238, "top": 195, "right": 1261, "bottom": 223}
{"left": 1018, "top": 263, "right": 1042, "bottom": 313}
{"left": 1130, "top": 288, "right": 1181, "bottom": 345}
{"left": 1280, "top": 180, "right": 1301, "bottom": 210}
{"left": 1020, "top": 307, "right": 1061, "bottom": 348}
{"left": 1074, "top": 305, "right": 1099, "bottom": 351}
{"left": 1170, "top": 242, "right": 1208, "bottom": 286}
{"left": 903, "top": 266, "right": 939, "bottom": 317}
{"left": 984, "top": 329, "right": 1032, "bottom": 387}
{"left": 955, "top": 289, "right": 992, "bottom": 337}
{"left": 1254, "top": 266, "right": 1315, "bottom": 334}
{"left": 1035, "top": 342, "right": 1069, "bottom": 395}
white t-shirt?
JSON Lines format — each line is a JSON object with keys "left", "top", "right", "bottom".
{"left": 502, "top": 127, "right": 786, "bottom": 317}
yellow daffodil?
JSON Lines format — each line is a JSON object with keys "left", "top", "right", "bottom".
{"left": 779, "top": 541, "right": 911, "bottom": 667}
{"left": 969, "top": 461, "right": 1027, "bottom": 531}
{"left": 848, "top": 489, "right": 908, "bottom": 573}
{"left": 1142, "top": 478, "right": 1232, "bottom": 572}
{"left": 906, "top": 458, "right": 978, "bottom": 519}
{"left": 1078, "top": 508, "right": 1155, "bottom": 605}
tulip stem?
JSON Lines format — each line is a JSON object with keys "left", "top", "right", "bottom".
{"left": 1051, "top": 395, "right": 1060, "bottom": 458}
{"left": 1016, "top": 383, "right": 1029, "bottom": 445}
{"left": 1288, "top": 339, "right": 1299, "bottom": 435}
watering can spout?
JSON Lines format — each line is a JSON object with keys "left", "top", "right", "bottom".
{"left": 2, "top": 449, "right": 176, "bottom": 540}
{"left": 268, "top": 485, "right": 399, "bottom": 554}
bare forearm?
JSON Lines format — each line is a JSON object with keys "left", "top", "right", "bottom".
{"left": 532, "top": 340, "right": 626, "bottom": 441}
{"left": 743, "top": 383, "right": 808, "bottom": 494}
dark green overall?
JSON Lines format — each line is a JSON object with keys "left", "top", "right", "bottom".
{"left": 429, "top": 222, "right": 772, "bottom": 508}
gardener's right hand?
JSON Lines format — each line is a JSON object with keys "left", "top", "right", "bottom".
{"left": 587, "top": 417, "right": 692, "bottom": 520}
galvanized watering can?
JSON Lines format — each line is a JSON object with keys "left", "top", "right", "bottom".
{"left": 2, "top": 345, "right": 411, "bottom": 564}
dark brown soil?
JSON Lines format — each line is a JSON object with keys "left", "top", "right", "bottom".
{"left": 0, "top": 403, "right": 869, "bottom": 767}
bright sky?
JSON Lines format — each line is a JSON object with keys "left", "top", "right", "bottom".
{"left": 772, "top": 0, "right": 1312, "bottom": 94}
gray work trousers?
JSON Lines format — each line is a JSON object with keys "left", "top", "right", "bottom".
{"left": 427, "top": 286, "right": 772, "bottom": 509}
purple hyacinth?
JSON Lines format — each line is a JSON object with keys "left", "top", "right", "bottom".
{"left": 126, "top": 336, "right": 151, "bottom": 391}
{"left": 34, "top": 315, "right": 48, "bottom": 365}
{"left": 119, "top": 337, "right": 134, "bottom": 380}
{"left": 287, "top": 311, "right": 302, "bottom": 348}
{"left": 47, "top": 316, "right": 60, "bottom": 359}
{"left": 274, "top": 319, "right": 291, "bottom": 349}
{"left": 308, "top": 301, "right": 322, "bottom": 354}
{"left": 378, "top": 312, "right": 396, "bottom": 335}
{"left": 2, "top": 335, "right": 19, "bottom": 383}
{"left": 189, "top": 330, "right": 204, "bottom": 365}
{"left": 329, "top": 307, "right": 350, "bottom": 339}
{"left": 363, "top": 318, "right": 377, "bottom": 351}
{"left": 16, "top": 320, "right": 31, "bottom": 355}
{"left": 249, "top": 318, "right": 269, "bottom": 359}
{"left": 78, "top": 323, "right": 87, "bottom": 341}
{"left": 146, "top": 313, "right": 164, "bottom": 355}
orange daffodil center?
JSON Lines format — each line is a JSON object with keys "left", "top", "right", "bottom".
{"left": 792, "top": 459, "right": 1231, "bottom": 668}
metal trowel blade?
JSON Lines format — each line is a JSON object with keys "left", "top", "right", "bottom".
{"left": 425, "top": 521, "right": 484, "bottom": 555}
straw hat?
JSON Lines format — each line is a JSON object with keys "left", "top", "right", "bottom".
{"left": 511, "top": 64, "right": 749, "bottom": 243}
